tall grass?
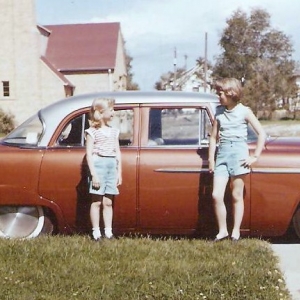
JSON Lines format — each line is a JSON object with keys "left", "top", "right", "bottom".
{"left": 0, "top": 236, "right": 290, "bottom": 300}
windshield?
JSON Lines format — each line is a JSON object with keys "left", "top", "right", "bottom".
{"left": 2, "top": 114, "right": 44, "bottom": 146}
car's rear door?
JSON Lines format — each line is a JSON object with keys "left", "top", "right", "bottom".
{"left": 137, "top": 105, "right": 250, "bottom": 236}
{"left": 137, "top": 105, "right": 211, "bottom": 235}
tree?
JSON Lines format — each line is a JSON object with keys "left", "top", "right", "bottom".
{"left": 195, "top": 56, "right": 213, "bottom": 89}
{"left": 125, "top": 53, "right": 139, "bottom": 90}
{"left": 213, "top": 8, "right": 298, "bottom": 116}
{"left": 154, "top": 68, "right": 186, "bottom": 91}
{"left": 123, "top": 38, "right": 139, "bottom": 90}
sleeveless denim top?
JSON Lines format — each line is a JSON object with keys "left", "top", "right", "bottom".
{"left": 215, "top": 103, "right": 250, "bottom": 142}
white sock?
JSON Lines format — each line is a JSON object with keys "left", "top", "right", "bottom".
{"left": 104, "top": 227, "right": 113, "bottom": 238}
{"left": 92, "top": 227, "right": 101, "bottom": 239}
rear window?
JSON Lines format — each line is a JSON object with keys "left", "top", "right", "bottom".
{"left": 148, "top": 107, "right": 212, "bottom": 147}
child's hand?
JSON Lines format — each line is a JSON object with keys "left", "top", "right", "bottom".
{"left": 209, "top": 160, "right": 215, "bottom": 173}
{"left": 240, "top": 156, "right": 258, "bottom": 168}
{"left": 92, "top": 175, "right": 100, "bottom": 189}
{"left": 117, "top": 175, "right": 122, "bottom": 186}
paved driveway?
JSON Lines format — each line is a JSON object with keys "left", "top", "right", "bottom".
{"left": 272, "top": 244, "right": 300, "bottom": 300}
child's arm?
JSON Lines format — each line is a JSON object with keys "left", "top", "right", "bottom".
{"left": 208, "top": 118, "right": 218, "bottom": 173}
{"left": 115, "top": 135, "right": 122, "bottom": 186}
{"left": 86, "top": 133, "right": 100, "bottom": 189}
{"left": 245, "top": 110, "right": 266, "bottom": 166}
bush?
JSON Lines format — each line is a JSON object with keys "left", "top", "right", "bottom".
{"left": 0, "top": 108, "right": 15, "bottom": 134}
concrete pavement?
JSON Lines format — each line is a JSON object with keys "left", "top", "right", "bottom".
{"left": 271, "top": 244, "right": 300, "bottom": 300}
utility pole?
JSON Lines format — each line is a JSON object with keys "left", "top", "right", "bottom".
{"left": 204, "top": 32, "right": 208, "bottom": 93}
{"left": 184, "top": 54, "right": 188, "bottom": 70}
{"left": 173, "top": 47, "right": 177, "bottom": 91}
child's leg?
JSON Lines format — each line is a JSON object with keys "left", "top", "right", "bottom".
{"left": 212, "top": 176, "right": 229, "bottom": 239}
{"left": 90, "top": 195, "right": 102, "bottom": 239}
{"left": 103, "top": 195, "right": 114, "bottom": 238}
{"left": 230, "top": 175, "right": 246, "bottom": 239}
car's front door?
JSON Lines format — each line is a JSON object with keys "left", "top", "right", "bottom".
{"left": 38, "top": 108, "right": 138, "bottom": 234}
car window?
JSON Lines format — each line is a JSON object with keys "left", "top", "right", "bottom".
{"left": 58, "top": 114, "right": 87, "bottom": 147}
{"left": 110, "top": 109, "right": 133, "bottom": 146}
{"left": 57, "top": 109, "right": 134, "bottom": 147}
{"left": 2, "top": 114, "right": 43, "bottom": 146}
{"left": 247, "top": 124, "right": 258, "bottom": 143}
{"left": 148, "top": 108, "right": 212, "bottom": 147}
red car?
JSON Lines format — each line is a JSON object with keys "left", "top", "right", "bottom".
{"left": 0, "top": 91, "right": 299, "bottom": 240}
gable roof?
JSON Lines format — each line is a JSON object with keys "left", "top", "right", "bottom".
{"left": 44, "top": 22, "right": 120, "bottom": 72}
{"left": 40, "top": 56, "right": 75, "bottom": 87}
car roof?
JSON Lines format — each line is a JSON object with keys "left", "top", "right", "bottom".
{"left": 39, "top": 91, "right": 219, "bottom": 145}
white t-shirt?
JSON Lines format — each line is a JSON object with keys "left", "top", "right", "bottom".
{"left": 85, "top": 126, "right": 119, "bottom": 157}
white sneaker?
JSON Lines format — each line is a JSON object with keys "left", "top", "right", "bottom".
{"left": 105, "top": 234, "right": 115, "bottom": 239}
{"left": 104, "top": 228, "right": 114, "bottom": 239}
{"left": 92, "top": 228, "right": 101, "bottom": 241}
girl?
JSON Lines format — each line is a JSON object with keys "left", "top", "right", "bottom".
{"left": 85, "top": 98, "right": 122, "bottom": 241}
{"left": 208, "top": 78, "right": 266, "bottom": 242}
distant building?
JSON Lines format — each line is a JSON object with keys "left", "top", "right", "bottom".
{"left": 294, "top": 66, "right": 300, "bottom": 104}
{"left": 164, "top": 65, "right": 213, "bottom": 93}
{"left": 0, "top": 0, "right": 127, "bottom": 125}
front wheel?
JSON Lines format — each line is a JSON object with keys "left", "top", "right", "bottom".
{"left": 292, "top": 207, "right": 300, "bottom": 239}
{"left": 0, "top": 206, "right": 53, "bottom": 239}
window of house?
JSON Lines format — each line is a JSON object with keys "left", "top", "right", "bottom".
{"left": 148, "top": 107, "right": 212, "bottom": 147}
{"left": 57, "top": 109, "right": 134, "bottom": 147}
{"left": 2, "top": 81, "right": 10, "bottom": 97}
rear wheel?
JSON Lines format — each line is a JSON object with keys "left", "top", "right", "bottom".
{"left": 293, "top": 207, "right": 300, "bottom": 239}
{"left": 0, "top": 206, "right": 53, "bottom": 239}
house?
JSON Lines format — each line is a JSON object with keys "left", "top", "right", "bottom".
{"left": 164, "top": 65, "right": 213, "bottom": 93}
{"left": 0, "top": 0, "right": 127, "bottom": 125}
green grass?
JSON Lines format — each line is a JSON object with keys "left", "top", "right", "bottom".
{"left": 0, "top": 236, "right": 291, "bottom": 300}
{"left": 260, "top": 119, "right": 300, "bottom": 136}
{"left": 260, "top": 120, "right": 300, "bottom": 125}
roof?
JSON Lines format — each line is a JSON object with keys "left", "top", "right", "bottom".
{"left": 44, "top": 23, "right": 120, "bottom": 71}
{"left": 40, "top": 56, "right": 74, "bottom": 87}
{"left": 39, "top": 91, "right": 219, "bottom": 146}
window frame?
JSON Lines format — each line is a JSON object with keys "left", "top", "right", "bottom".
{"left": 2, "top": 81, "right": 10, "bottom": 97}
{"left": 147, "top": 106, "right": 212, "bottom": 148}
{"left": 55, "top": 108, "right": 135, "bottom": 148}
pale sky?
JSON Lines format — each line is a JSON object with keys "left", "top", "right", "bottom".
{"left": 36, "top": 0, "right": 300, "bottom": 90}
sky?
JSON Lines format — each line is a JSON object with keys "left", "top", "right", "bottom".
{"left": 36, "top": 0, "right": 300, "bottom": 91}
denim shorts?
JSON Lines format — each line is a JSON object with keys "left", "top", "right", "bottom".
{"left": 89, "top": 155, "right": 119, "bottom": 196}
{"left": 214, "top": 141, "right": 250, "bottom": 177}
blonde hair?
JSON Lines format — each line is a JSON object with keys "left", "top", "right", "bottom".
{"left": 214, "top": 78, "right": 243, "bottom": 102}
{"left": 89, "top": 97, "right": 115, "bottom": 128}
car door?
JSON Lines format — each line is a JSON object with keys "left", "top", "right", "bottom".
{"left": 137, "top": 105, "right": 211, "bottom": 235}
{"left": 137, "top": 105, "right": 250, "bottom": 236}
{"left": 38, "top": 107, "right": 138, "bottom": 234}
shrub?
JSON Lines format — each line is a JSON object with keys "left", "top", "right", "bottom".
{"left": 0, "top": 108, "right": 15, "bottom": 134}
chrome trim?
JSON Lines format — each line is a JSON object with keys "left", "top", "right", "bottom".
{"left": 252, "top": 168, "right": 300, "bottom": 174}
{"left": 154, "top": 167, "right": 300, "bottom": 174}
{"left": 154, "top": 167, "right": 208, "bottom": 173}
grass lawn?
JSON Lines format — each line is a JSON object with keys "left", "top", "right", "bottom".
{"left": 0, "top": 235, "right": 291, "bottom": 300}
{"left": 260, "top": 119, "right": 300, "bottom": 136}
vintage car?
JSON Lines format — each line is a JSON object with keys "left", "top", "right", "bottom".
{"left": 0, "top": 91, "right": 300, "bottom": 240}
